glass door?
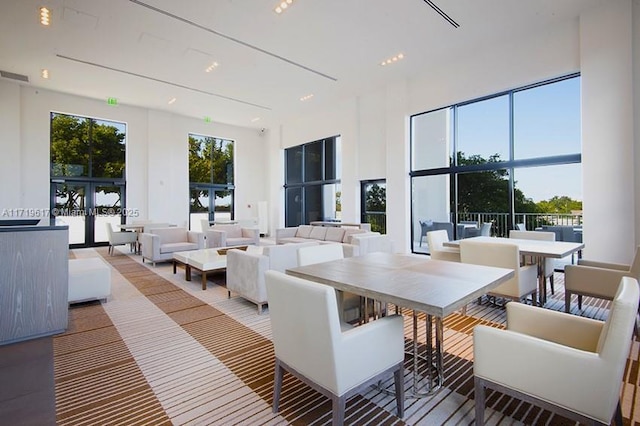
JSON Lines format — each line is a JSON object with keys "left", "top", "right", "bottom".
{"left": 190, "top": 185, "right": 234, "bottom": 231}
{"left": 52, "top": 181, "right": 126, "bottom": 247}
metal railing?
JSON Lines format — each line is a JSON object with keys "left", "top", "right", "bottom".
{"left": 454, "top": 212, "right": 583, "bottom": 238}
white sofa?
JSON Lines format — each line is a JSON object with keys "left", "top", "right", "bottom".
{"left": 275, "top": 225, "right": 392, "bottom": 257}
{"left": 226, "top": 242, "right": 319, "bottom": 313}
{"left": 139, "top": 227, "right": 205, "bottom": 266}
{"left": 205, "top": 224, "right": 260, "bottom": 248}
{"left": 68, "top": 258, "right": 111, "bottom": 303}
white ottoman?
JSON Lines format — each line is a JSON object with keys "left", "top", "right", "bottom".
{"left": 68, "top": 258, "right": 111, "bottom": 304}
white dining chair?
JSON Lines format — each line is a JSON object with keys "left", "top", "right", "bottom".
{"left": 509, "top": 230, "right": 556, "bottom": 295}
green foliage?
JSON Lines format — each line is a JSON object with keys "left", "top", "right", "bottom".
{"left": 537, "top": 196, "right": 582, "bottom": 214}
{"left": 188, "top": 135, "right": 234, "bottom": 210}
{"left": 365, "top": 184, "right": 386, "bottom": 212}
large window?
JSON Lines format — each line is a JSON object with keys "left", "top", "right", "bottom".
{"left": 410, "top": 75, "right": 582, "bottom": 253}
{"left": 189, "top": 134, "right": 234, "bottom": 231}
{"left": 361, "top": 180, "right": 386, "bottom": 234}
{"left": 50, "top": 112, "right": 127, "bottom": 247}
{"left": 284, "top": 136, "right": 341, "bottom": 227}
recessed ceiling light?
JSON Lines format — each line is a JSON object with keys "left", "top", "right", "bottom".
{"left": 168, "top": 97, "right": 176, "bottom": 105}
{"left": 300, "top": 94, "right": 314, "bottom": 102}
{"left": 380, "top": 53, "right": 405, "bottom": 66}
{"left": 205, "top": 62, "right": 219, "bottom": 73}
{"left": 41, "top": 69, "right": 49, "bottom": 79}
{"left": 274, "top": 0, "right": 294, "bottom": 14}
{"left": 39, "top": 7, "right": 50, "bottom": 26}
{"left": 251, "top": 117, "right": 261, "bottom": 122}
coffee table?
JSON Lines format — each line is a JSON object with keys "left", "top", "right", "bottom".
{"left": 173, "top": 246, "right": 248, "bottom": 290}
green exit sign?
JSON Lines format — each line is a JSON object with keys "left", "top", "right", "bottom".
{"left": 204, "top": 116, "right": 212, "bottom": 123}
{"left": 107, "top": 97, "right": 118, "bottom": 106}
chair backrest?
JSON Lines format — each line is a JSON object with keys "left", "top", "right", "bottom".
{"left": 426, "top": 229, "right": 450, "bottom": 250}
{"left": 516, "top": 223, "right": 526, "bottom": 231}
{"left": 479, "top": 222, "right": 492, "bottom": 236}
{"left": 596, "top": 277, "right": 639, "bottom": 416}
{"left": 200, "top": 219, "right": 211, "bottom": 232}
{"left": 105, "top": 222, "right": 114, "bottom": 239}
{"left": 460, "top": 240, "right": 521, "bottom": 294}
{"left": 509, "top": 230, "right": 555, "bottom": 242}
{"left": 143, "top": 223, "right": 171, "bottom": 233}
{"left": 297, "top": 243, "right": 344, "bottom": 266}
{"left": 265, "top": 270, "right": 342, "bottom": 393}
{"left": 432, "top": 222, "right": 454, "bottom": 240}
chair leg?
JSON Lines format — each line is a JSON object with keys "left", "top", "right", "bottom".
{"left": 549, "top": 274, "right": 554, "bottom": 295}
{"left": 565, "top": 292, "right": 571, "bottom": 313}
{"left": 272, "top": 359, "right": 283, "bottom": 413}
{"left": 332, "top": 394, "right": 346, "bottom": 426}
{"left": 578, "top": 294, "right": 583, "bottom": 310}
{"left": 474, "top": 377, "right": 485, "bottom": 425}
{"left": 394, "top": 366, "right": 405, "bottom": 418}
{"left": 614, "top": 400, "right": 623, "bottom": 426}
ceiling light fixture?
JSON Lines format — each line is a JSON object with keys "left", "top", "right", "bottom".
{"left": 251, "top": 117, "right": 261, "bottom": 122}
{"left": 380, "top": 53, "right": 405, "bottom": 66}
{"left": 41, "top": 69, "right": 49, "bottom": 79}
{"left": 275, "top": 0, "right": 294, "bottom": 14}
{"left": 205, "top": 62, "right": 219, "bottom": 73}
{"left": 39, "top": 7, "right": 50, "bottom": 26}
{"left": 300, "top": 94, "right": 314, "bottom": 101}
{"left": 168, "top": 97, "right": 176, "bottom": 104}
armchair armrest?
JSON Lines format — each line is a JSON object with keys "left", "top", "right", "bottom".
{"left": 187, "top": 231, "right": 206, "bottom": 249}
{"left": 227, "top": 250, "right": 269, "bottom": 302}
{"left": 275, "top": 227, "right": 298, "bottom": 244}
{"left": 335, "top": 315, "right": 404, "bottom": 384}
{"left": 241, "top": 227, "right": 260, "bottom": 245}
{"left": 341, "top": 244, "right": 359, "bottom": 258}
{"left": 506, "top": 302, "right": 603, "bottom": 351}
{"left": 139, "top": 232, "right": 160, "bottom": 259}
{"left": 564, "top": 264, "right": 629, "bottom": 299}
{"left": 578, "top": 259, "right": 630, "bottom": 271}
{"left": 205, "top": 229, "right": 225, "bottom": 248}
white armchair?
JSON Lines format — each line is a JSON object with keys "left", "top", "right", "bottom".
{"left": 205, "top": 224, "right": 259, "bottom": 248}
{"left": 265, "top": 270, "right": 405, "bottom": 425}
{"left": 564, "top": 246, "right": 640, "bottom": 312}
{"left": 460, "top": 240, "right": 537, "bottom": 304}
{"left": 105, "top": 223, "right": 137, "bottom": 255}
{"left": 474, "top": 277, "right": 639, "bottom": 425}
{"left": 510, "top": 230, "right": 556, "bottom": 295}
{"left": 139, "top": 227, "right": 205, "bottom": 266}
{"left": 426, "top": 229, "right": 461, "bottom": 262}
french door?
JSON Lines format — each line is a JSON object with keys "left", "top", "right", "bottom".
{"left": 51, "top": 181, "right": 126, "bottom": 248}
{"left": 189, "top": 185, "right": 234, "bottom": 231}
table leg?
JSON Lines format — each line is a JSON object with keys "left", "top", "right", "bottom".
{"left": 410, "top": 311, "right": 443, "bottom": 397}
{"left": 202, "top": 272, "right": 207, "bottom": 290}
{"left": 536, "top": 256, "right": 546, "bottom": 306}
{"left": 185, "top": 265, "right": 191, "bottom": 282}
{"left": 173, "top": 261, "right": 177, "bottom": 274}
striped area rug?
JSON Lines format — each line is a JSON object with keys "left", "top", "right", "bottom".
{"left": 53, "top": 248, "right": 640, "bottom": 425}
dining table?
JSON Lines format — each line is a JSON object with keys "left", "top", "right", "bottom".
{"left": 119, "top": 223, "right": 145, "bottom": 254}
{"left": 444, "top": 236, "right": 585, "bottom": 305}
{"left": 286, "top": 252, "right": 514, "bottom": 397}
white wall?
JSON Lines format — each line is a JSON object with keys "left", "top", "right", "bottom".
{"left": 0, "top": 85, "right": 267, "bottom": 232}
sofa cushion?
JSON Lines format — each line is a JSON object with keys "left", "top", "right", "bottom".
{"left": 309, "top": 226, "right": 328, "bottom": 241}
{"left": 325, "top": 227, "right": 346, "bottom": 242}
{"left": 153, "top": 227, "right": 188, "bottom": 244}
{"left": 160, "top": 242, "right": 198, "bottom": 254}
{"left": 278, "top": 236, "right": 312, "bottom": 244}
{"left": 213, "top": 224, "right": 242, "bottom": 238}
{"left": 342, "top": 228, "right": 367, "bottom": 244}
{"left": 296, "top": 225, "right": 313, "bottom": 238}
{"left": 227, "top": 237, "right": 256, "bottom": 246}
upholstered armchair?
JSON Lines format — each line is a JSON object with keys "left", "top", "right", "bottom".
{"left": 510, "top": 230, "right": 556, "bottom": 294}
{"left": 426, "top": 229, "right": 460, "bottom": 262}
{"left": 474, "top": 277, "right": 639, "bottom": 425}
{"left": 460, "top": 240, "right": 537, "bottom": 304}
{"left": 139, "top": 227, "right": 205, "bottom": 266}
{"left": 105, "top": 222, "right": 137, "bottom": 255}
{"left": 564, "top": 246, "right": 640, "bottom": 312}
{"left": 205, "top": 224, "right": 259, "bottom": 248}
{"left": 265, "top": 270, "right": 405, "bottom": 426}
{"left": 226, "top": 242, "right": 319, "bottom": 314}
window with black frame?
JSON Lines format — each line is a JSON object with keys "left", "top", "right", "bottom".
{"left": 284, "top": 136, "right": 341, "bottom": 227}
{"left": 361, "top": 180, "right": 386, "bottom": 234}
{"left": 410, "top": 74, "right": 582, "bottom": 254}
{"left": 50, "top": 112, "right": 127, "bottom": 247}
{"left": 188, "top": 133, "right": 234, "bottom": 230}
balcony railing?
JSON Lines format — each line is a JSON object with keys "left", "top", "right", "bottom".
{"left": 454, "top": 212, "right": 583, "bottom": 238}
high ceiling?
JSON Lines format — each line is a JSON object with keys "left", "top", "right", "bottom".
{"left": 0, "top": 0, "right": 603, "bottom": 129}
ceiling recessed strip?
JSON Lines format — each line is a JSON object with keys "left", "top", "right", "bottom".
{"left": 128, "top": 0, "right": 337, "bottom": 82}
{"left": 422, "top": 0, "right": 460, "bottom": 28}
{"left": 40, "top": 7, "right": 50, "bottom": 26}
{"left": 56, "top": 54, "right": 271, "bottom": 110}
